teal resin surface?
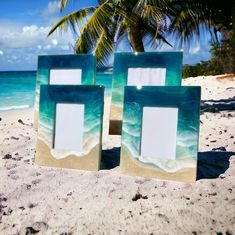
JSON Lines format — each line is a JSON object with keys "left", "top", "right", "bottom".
{"left": 111, "top": 52, "right": 182, "bottom": 108}
{"left": 109, "top": 52, "right": 183, "bottom": 134}
{"left": 35, "top": 54, "right": 96, "bottom": 113}
{"left": 38, "top": 85, "right": 104, "bottom": 158}
{"left": 121, "top": 86, "right": 201, "bottom": 174}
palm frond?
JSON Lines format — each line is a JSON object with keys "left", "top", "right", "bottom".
{"left": 75, "top": 27, "right": 94, "bottom": 53}
{"left": 97, "top": 0, "right": 107, "bottom": 4}
{"left": 48, "top": 7, "right": 97, "bottom": 36}
{"left": 143, "top": 5, "right": 163, "bottom": 24}
{"left": 79, "top": 0, "right": 115, "bottom": 43}
{"left": 60, "top": 0, "right": 68, "bottom": 12}
{"left": 168, "top": 1, "right": 209, "bottom": 46}
{"left": 75, "top": 23, "right": 116, "bottom": 67}
{"left": 142, "top": 22, "right": 172, "bottom": 48}
{"left": 115, "top": 21, "right": 127, "bottom": 43}
{"left": 154, "top": 31, "right": 172, "bottom": 47}
{"left": 93, "top": 28, "right": 115, "bottom": 67}
{"left": 75, "top": 1, "right": 115, "bottom": 56}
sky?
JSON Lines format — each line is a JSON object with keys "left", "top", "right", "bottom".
{"left": 0, "top": 0, "right": 212, "bottom": 71}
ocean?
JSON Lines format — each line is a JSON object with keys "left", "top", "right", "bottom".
{"left": 0, "top": 70, "right": 113, "bottom": 112}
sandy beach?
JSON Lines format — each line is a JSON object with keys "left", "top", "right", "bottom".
{"left": 0, "top": 75, "right": 235, "bottom": 234}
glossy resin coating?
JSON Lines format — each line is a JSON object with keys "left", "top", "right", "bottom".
{"left": 35, "top": 85, "right": 104, "bottom": 171}
{"left": 34, "top": 54, "right": 96, "bottom": 129}
{"left": 120, "top": 86, "right": 201, "bottom": 183}
{"left": 109, "top": 52, "right": 183, "bottom": 134}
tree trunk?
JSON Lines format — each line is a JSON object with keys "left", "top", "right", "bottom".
{"left": 126, "top": 15, "right": 145, "bottom": 52}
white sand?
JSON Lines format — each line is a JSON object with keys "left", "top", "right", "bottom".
{"left": 0, "top": 75, "right": 235, "bottom": 234}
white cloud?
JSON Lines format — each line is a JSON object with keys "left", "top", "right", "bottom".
{"left": 26, "top": 1, "right": 60, "bottom": 24}
{"left": 22, "top": 25, "right": 39, "bottom": 33}
{"left": 60, "top": 45, "right": 70, "bottom": 50}
{"left": 44, "top": 44, "right": 52, "bottom": 50}
{"left": 0, "top": 22, "right": 74, "bottom": 49}
{"left": 42, "top": 1, "right": 60, "bottom": 24}
{"left": 43, "top": 1, "right": 60, "bottom": 16}
{"left": 0, "top": 20, "right": 75, "bottom": 70}
{"left": 52, "top": 39, "right": 58, "bottom": 45}
{"left": 0, "top": 19, "right": 23, "bottom": 33}
{"left": 0, "top": 25, "right": 50, "bottom": 48}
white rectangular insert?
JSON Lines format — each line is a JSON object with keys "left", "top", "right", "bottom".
{"left": 49, "top": 69, "right": 82, "bottom": 85}
{"left": 140, "top": 107, "right": 178, "bottom": 160}
{"left": 54, "top": 103, "right": 84, "bottom": 152}
{"left": 127, "top": 68, "right": 166, "bottom": 86}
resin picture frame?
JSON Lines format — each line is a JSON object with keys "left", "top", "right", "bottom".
{"left": 120, "top": 86, "right": 201, "bottom": 183}
{"left": 34, "top": 54, "right": 96, "bottom": 129}
{"left": 109, "top": 52, "right": 183, "bottom": 135}
{"left": 35, "top": 85, "right": 104, "bottom": 171}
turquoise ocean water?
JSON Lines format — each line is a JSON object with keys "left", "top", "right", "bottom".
{"left": 0, "top": 70, "right": 112, "bottom": 111}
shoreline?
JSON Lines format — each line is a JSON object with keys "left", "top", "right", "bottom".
{"left": 0, "top": 107, "right": 34, "bottom": 124}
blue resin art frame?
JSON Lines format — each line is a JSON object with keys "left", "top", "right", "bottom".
{"left": 34, "top": 54, "right": 96, "bottom": 129}
{"left": 35, "top": 85, "right": 104, "bottom": 171}
{"left": 120, "top": 86, "right": 201, "bottom": 183}
{"left": 109, "top": 52, "right": 183, "bottom": 134}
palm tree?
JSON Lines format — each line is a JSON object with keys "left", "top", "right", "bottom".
{"left": 48, "top": 0, "right": 175, "bottom": 66}
{"left": 175, "top": 0, "right": 234, "bottom": 74}
{"left": 168, "top": 0, "right": 234, "bottom": 42}
{"left": 48, "top": 0, "right": 234, "bottom": 68}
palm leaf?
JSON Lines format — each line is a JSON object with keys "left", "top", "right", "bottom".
{"left": 75, "top": 1, "right": 115, "bottom": 56}
{"left": 60, "top": 0, "right": 68, "bottom": 12}
{"left": 48, "top": 7, "right": 97, "bottom": 36}
{"left": 143, "top": 5, "right": 163, "bottom": 24}
{"left": 75, "top": 27, "right": 94, "bottom": 53}
{"left": 168, "top": 1, "right": 209, "bottom": 46}
{"left": 93, "top": 29, "right": 115, "bottom": 67}
{"left": 81, "top": 1, "right": 115, "bottom": 37}
{"left": 140, "top": 20, "right": 171, "bottom": 48}
{"left": 114, "top": 21, "right": 127, "bottom": 43}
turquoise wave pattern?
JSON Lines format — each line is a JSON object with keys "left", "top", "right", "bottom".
{"left": 111, "top": 52, "right": 183, "bottom": 107}
{"left": 122, "top": 86, "right": 201, "bottom": 172}
{"left": 38, "top": 85, "right": 104, "bottom": 157}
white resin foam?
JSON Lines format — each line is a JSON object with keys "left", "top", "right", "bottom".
{"left": 141, "top": 107, "right": 178, "bottom": 161}
{"left": 54, "top": 103, "right": 84, "bottom": 152}
{"left": 127, "top": 68, "right": 166, "bottom": 86}
{"left": 49, "top": 69, "right": 82, "bottom": 85}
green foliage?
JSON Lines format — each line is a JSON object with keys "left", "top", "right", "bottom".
{"left": 49, "top": 0, "right": 174, "bottom": 66}
{"left": 49, "top": 0, "right": 234, "bottom": 67}
{"left": 183, "top": 61, "right": 209, "bottom": 78}
{"left": 210, "top": 31, "right": 234, "bottom": 74}
{"left": 182, "top": 30, "right": 234, "bottom": 78}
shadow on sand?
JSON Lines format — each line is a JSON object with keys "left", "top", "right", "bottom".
{"left": 101, "top": 148, "right": 235, "bottom": 181}
{"left": 201, "top": 96, "right": 235, "bottom": 113}
{"left": 101, "top": 147, "right": 120, "bottom": 170}
{"left": 197, "top": 151, "right": 234, "bottom": 180}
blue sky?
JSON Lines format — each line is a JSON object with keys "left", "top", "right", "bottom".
{"left": 0, "top": 0, "right": 212, "bottom": 71}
